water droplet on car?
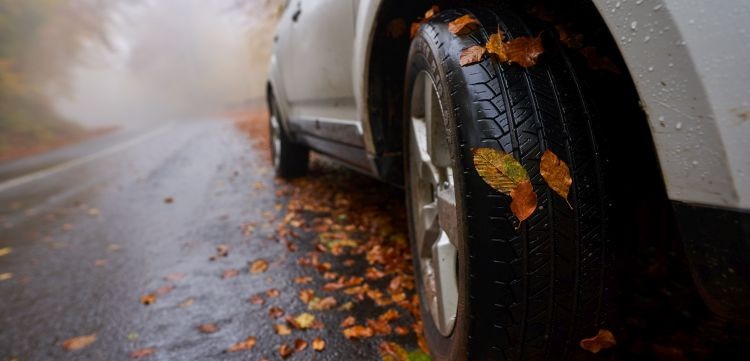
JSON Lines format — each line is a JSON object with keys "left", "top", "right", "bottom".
{"left": 631, "top": 21, "right": 638, "bottom": 30}
{"left": 675, "top": 121, "right": 683, "bottom": 129}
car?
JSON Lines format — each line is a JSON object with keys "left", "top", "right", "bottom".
{"left": 266, "top": 0, "right": 750, "bottom": 359}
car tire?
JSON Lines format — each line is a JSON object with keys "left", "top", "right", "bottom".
{"left": 268, "top": 94, "right": 309, "bottom": 178}
{"left": 404, "top": 5, "right": 615, "bottom": 361}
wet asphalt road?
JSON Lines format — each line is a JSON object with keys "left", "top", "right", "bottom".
{"left": 0, "top": 117, "right": 419, "bottom": 360}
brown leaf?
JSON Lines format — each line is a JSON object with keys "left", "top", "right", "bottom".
{"left": 485, "top": 30, "right": 508, "bottom": 62}
{"left": 299, "top": 289, "right": 315, "bottom": 303}
{"left": 222, "top": 269, "right": 238, "bottom": 279}
{"left": 130, "top": 348, "right": 156, "bottom": 359}
{"left": 140, "top": 294, "right": 157, "bottom": 305}
{"left": 579, "top": 47, "right": 621, "bottom": 74}
{"left": 269, "top": 306, "right": 284, "bottom": 318}
{"left": 163, "top": 197, "right": 173, "bottom": 203}
{"left": 459, "top": 45, "right": 486, "bottom": 66}
{"left": 580, "top": 329, "right": 617, "bottom": 353}
{"left": 448, "top": 14, "right": 479, "bottom": 35}
{"left": 510, "top": 181, "right": 538, "bottom": 223}
{"left": 250, "top": 259, "right": 268, "bottom": 273}
{"left": 198, "top": 323, "right": 218, "bottom": 334}
{"left": 394, "top": 326, "right": 409, "bottom": 335}
{"left": 308, "top": 296, "right": 337, "bottom": 310}
{"left": 378, "top": 341, "right": 409, "bottom": 361}
{"left": 342, "top": 325, "right": 374, "bottom": 339}
{"left": 503, "top": 34, "right": 544, "bottom": 67}
{"left": 249, "top": 295, "right": 265, "bottom": 305}
{"left": 279, "top": 343, "right": 293, "bottom": 358}
{"left": 274, "top": 324, "right": 292, "bottom": 335}
{"left": 540, "top": 149, "right": 573, "bottom": 208}
{"left": 226, "top": 336, "right": 257, "bottom": 352}
{"left": 294, "top": 338, "right": 308, "bottom": 351}
{"left": 365, "top": 267, "right": 386, "bottom": 280}
{"left": 210, "top": 244, "right": 229, "bottom": 261}
{"left": 340, "top": 316, "right": 356, "bottom": 328}
{"left": 312, "top": 337, "right": 326, "bottom": 351}
{"left": 367, "top": 318, "right": 392, "bottom": 335}
{"left": 266, "top": 288, "right": 280, "bottom": 298}
{"left": 293, "top": 276, "right": 313, "bottom": 284}
{"left": 378, "top": 309, "right": 400, "bottom": 322}
{"left": 62, "top": 333, "right": 97, "bottom": 351}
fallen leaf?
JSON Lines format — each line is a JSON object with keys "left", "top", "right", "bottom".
{"left": 198, "top": 323, "right": 218, "bottom": 333}
{"left": 290, "top": 313, "right": 316, "bottom": 329}
{"left": 409, "top": 22, "right": 421, "bottom": 39}
{"left": 460, "top": 45, "right": 486, "bottom": 66}
{"left": 342, "top": 325, "right": 374, "bottom": 339}
{"left": 222, "top": 269, "right": 239, "bottom": 279}
{"left": 580, "top": 329, "right": 616, "bottom": 353}
{"left": 0, "top": 247, "right": 12, "bottom": 257}
{"left": 210, "top": 244, "right": 229, "bottom": 261}
{"left": 163, "top": 197, "right": 173, "bottom": 204}
{"left": 378, "top": 341, "right": 408, "bottom": 361}
{"left": 294, "top": 338, "right": 308, "bottom": 351}
{"left": 367, "top": 318, "right": 392, "bottom": 335}
{"left": 484, "top": 29, "right": 544, "bottom": 67}
{"left": 410, "top": 5, "right": 440, "bottom": 39}
{"left": 308, "top": 296, "right": 337, "bottom": 310}
{"left": 269, "top": 306, "right": 284, "bottom": 318}
{"left": 510, "top": 181, "right": 538, "bottom": 223}
{"left": 472, "top": 147, "right": 537, "bottom": 222}
{"left": 340, "top": 316, "right": 356, "bottom": 328}
{"left": 140, "top": 294, "right": 156, "bottom": 305}
{"left": 293, "top": 276, "right": 313, "bottom": 284}
{"left": 250, "top": 259, "right": 268, "bottom": 274}
{"left": 0, "top": 272, "right": 12, "bottom": 281}
{"left": 274, "top": 324, "right": 292, "bottom": 335}
{"left": 87, "top": 207, "right": 100, "bottom": 216}
{"left": 130, "top": 348, "right": 155, "bottom": 359}
{"left": 299, "top": 289, "right": 315, "bottom": 303}
{"left": 540, "top": 149, "right": 573, "bottom": 208}
{"left": 556, "top": 24, "right": 584, "bottom": 49}
{"left": 579, "top": 47, "right": 620, "bottom": 74}
{"left": 312, "top": 337, "right": 325, "bottom": 351}
{"left": 448, "top": 14, "right": 479, "bottom": 35}
{"left": 485, "top": 30, "right": 508, "bottom": 61}
{"left": 266, "top": 288, "right": 280, "bottom": 297}
{"left": 338, "top": 301, "right": 354, "bottom": 311}
{"left": 424, "top": 5, "right": 438, "bottom": 19}
{"left": 94, "top": 259, "right": 108, "bottom": 266}
{"left": 249, "top": 295, "right": 265, "bottom": 305}
{"left": 179, "top": 298, "right": 194, "bottom": 308}
{"left": 226, "top": 336, "right": 257, "bottom": 352}
{"left": 379, "top": 309, "right": 400, "bottom": 322}
{"left": 62, "top": 333, "right": 97, "bottom": 351}
{"left": 279, "top": 343, "right": 293, "bottom": 358}
{"left": 155, "top": 285, "right": 175, "bottom": 296}
{"left": 395, "top": 326, "right": 409, "bottom": 335}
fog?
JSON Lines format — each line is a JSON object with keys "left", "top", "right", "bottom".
{"left": 54, "top": 0, "right": 281, "bottom": 129}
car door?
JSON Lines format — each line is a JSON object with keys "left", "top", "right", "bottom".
{"left": 279, "top": 0, "right": 364, "bottom": 150}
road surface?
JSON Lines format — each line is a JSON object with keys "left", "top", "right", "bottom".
{"left": 0, "top": 115, "right": 421, "bottom": 360}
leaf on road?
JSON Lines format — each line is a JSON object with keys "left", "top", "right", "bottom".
{"left": 127, "top": 332, "right": 139, "bottom": 341}
{"left": 266, "top": 288, "right": 280, "bottom": 298}
{"left": 378, "top": 341, "right": 408, "bottom": 361}
{"left": 448, "top": 14, "right": 479, "bottom": 35}
{"left": 395, "top": 326, "right": 409, "bottom": 335}
{"left": 312, "top": 337, "right": 326, "bottom": 351}
{"left": 130, "top": 348, "right": 155, "bottom": 359}
{"left": 342, "top": 325, "right": 374, "bottom": 339}
{"left": 540, "top": 149, "right": 573, "bottom": 208}
{"left": 222, "top": 269, "right": 239, "bottom": 279}
{"left": 293, "top": 276, "right": 313, "bottom": 284}
{"left": 580, "top": 329, "right": 616, "bottom": 353}
{"left": 140, "top": 294, "right": 156, "bottom": 305}
{"left": 472, "top": 148, "right": 537, "bottom": 222}
{"left": 62, "top": 333, "right": 97, "bottom": 351}
{"left": 379, "top": 309, "right": 400, "bottom": 322}
{"left": 94, "top": 259, "right": 108, "bottom": 267}
{"left": 484, "top": 29, "right": 544, "bottom": 67}
{"left": 299, "top": 288, "right": 315, "bottom": 303}
{"left": 459, "top": 45, "right": 486, "bottom": 66}
{"left": 198, "top": 323, "right": 218, "bottom": 334}
{"left": 274, "top": 324, "right": 292, "bottom": 335}
{"left": 269, "top": 306, "right": 284, "bottom": 318}
{"left": 209, "top": 244, "right": 229, "bottom": 261}
{"left": 368, "top": 318, "right": 392, "bottom": 335}
{"left": 0, "top": 272, "right": 12, "bottom": 281}
{"left": 279, "top": 343, "right": 293, "bottom": 358}
{"left": 294, "top": 338, "right": 308, "bottom": 351}
{"left": 179, "top": 298, "right": 194, "bottom": 308}
{"left": 249, "top": 295, "right": 265, "bottom": 305}
{"left": 250, "top": 259, "right": 268, "bottom": 274}
{"left": 340, "top": 316, "right": 356, "bottom": 328}
{"left": 289, "top": 313, "right": 315, "bottom": 329}
{"left": 308, "top": 296, "right": 337, "bottom": 310}
{"left": 0, "top": 247, "right": 11, "bottom": 257}
{"left": 226, "top": 336, "right": 257, "bottom": 352}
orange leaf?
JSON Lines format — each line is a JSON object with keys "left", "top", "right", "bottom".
{"left": 367, "top": 318, "right": 392, "bottom": 335}
{"left": 299, "top": 289, "right": 315, "bottom": 303}
{"left": 226, "top": 336, "right": 257, "bottom": 352}
{"left": 312, "top": 337, "right": 326, "bottom": 351}
{"left": 378, "top": 309, "right": 400, "bottom": 322}
{"left": 485, "top": 30, "right": 508, "bottom": 62}
{"left": 249, "top": 295, "right": 265, "bottom": 305}
{"left": 424, "top": 5, "right": 439, "bottom": 19}
{"left": 250, "top": 259, "right": 268, "bottom": 273}
{"left": 294, "top": 338, "right": 308, "bottom": 351}
{"left": 279, "top": 343, "right": 293, "bottom": 358}
{"left": 198, "top": 323, "right": 218, "bottom": 334}
{"left": 293, "top": 276, "right": 313, "bottom": 284}
{"left": 448, "top": 14, "right": 479, "bottom": 35}
{"left": 503, "top": 34, "right": 544, "bottom": 68}
{"left": 510, "top": 181, "right": 538, "bottom": 223}
{"left": 62, "top": 333, "right": 97, "bottom": 351}
{"left": 269, "top": 306, "right": 284, "bottom": 318}
{"left": 274, "top": 324, "right": 292, "bottom": 335}
{"left": 540, "top": 149, "right": 573, "bottom": 208}
{"left": 342, "top": 325, "right": 374, "bottom": 339}
{"left": 130, "top": 348, "right": 155, "bottom": 359}
{"left": 308, "top": 296, "right": 337, "bottom": 310}
{"left": 580, "top": 329, "right": 617, "bottom": 353}
{"left": 378, "top": 341, "right": 409, "bottom": 361}
{"left": 340, "top": 316, "right": 356, "bottom": 328}
{"left": 140, "top": 294, "right": 156, "bottom": 305}
{"left": 459, "top": 45, "right": 486, "bottom": 66}
{"left": 266, "top": 288, "right": 280, "bottom": 297}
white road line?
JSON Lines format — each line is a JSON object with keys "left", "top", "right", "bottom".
{"left": 0, "top": 123, "right": 174, "bottom": 194}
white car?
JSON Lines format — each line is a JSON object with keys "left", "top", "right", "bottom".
{"left": 267, "top": 1, "right": 750, "bottom": 359}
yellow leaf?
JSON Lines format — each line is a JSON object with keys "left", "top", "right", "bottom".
{"left": 250, "top": 259, "right": 268, "bottom": 273}
{"left": 0, "top": 273, "right": 11, "bottom": 281}
{"left": 226, "top": 336, "right": 257, "bottom": 352}
{"left": 540, "top": 149, "right": 573, "bottom": 208}
{"left": 485, "top": 30, "right": 508, "bottom": 62}
{"left": 459, "top": 45, "right": 486, "bottom": 66}
{"left": 472, "top": 148, "right": 537, "bottom": 222}
{"left": 0, "top": 247, "right": 12, "bottom": 257}
{"left": 448, "top": 14, "right": 480, "bottom": 35}
{"left": 62, "top": 333, "right": 97, "bottom": 351}
{"left": 580, "top": 329, "right": 616, "bottom": 353}
{"left": 294, "top": 313, "right": 316, "bottom": 329}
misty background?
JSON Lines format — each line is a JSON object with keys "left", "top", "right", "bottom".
{"left": 1, "top": 0, "right": 283, "bottom": 158}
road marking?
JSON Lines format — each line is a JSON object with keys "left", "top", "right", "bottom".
{"left": 0, "top": 123, "right": 174, "bottom": 193}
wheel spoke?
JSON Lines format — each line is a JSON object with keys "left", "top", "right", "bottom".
{"left": 436, "top": 184, "right": 458, "bottom": 247}
{"left": 430, "top": 231, "right": 458, "bottom": 332}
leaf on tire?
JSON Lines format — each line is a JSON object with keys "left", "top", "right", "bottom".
{"left": 410, "top": 5, "right": 440, "bottom": 39}
{"left": 459, "top": 45, "right": 486, "bottom": 66}
{"left": 540, "top": 149, "right": 573, "bottom": 208}
{"left": 448, "top": 14, "right": 479, "bottom": 35}
{"left": 484, "top": 28, "right": 544, "bottom": 67}
{"left": 472, "top": 148, "right": 537, "bottom": 222}
{"left": 580, "top": 329, "right": 616, "bottom": 353}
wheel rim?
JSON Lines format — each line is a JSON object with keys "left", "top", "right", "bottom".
{"left": 408, "top": 71, "right": 459, "bottom": 336}
{"left": 270, "top": 109, "right": 281, "bottom": 168}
